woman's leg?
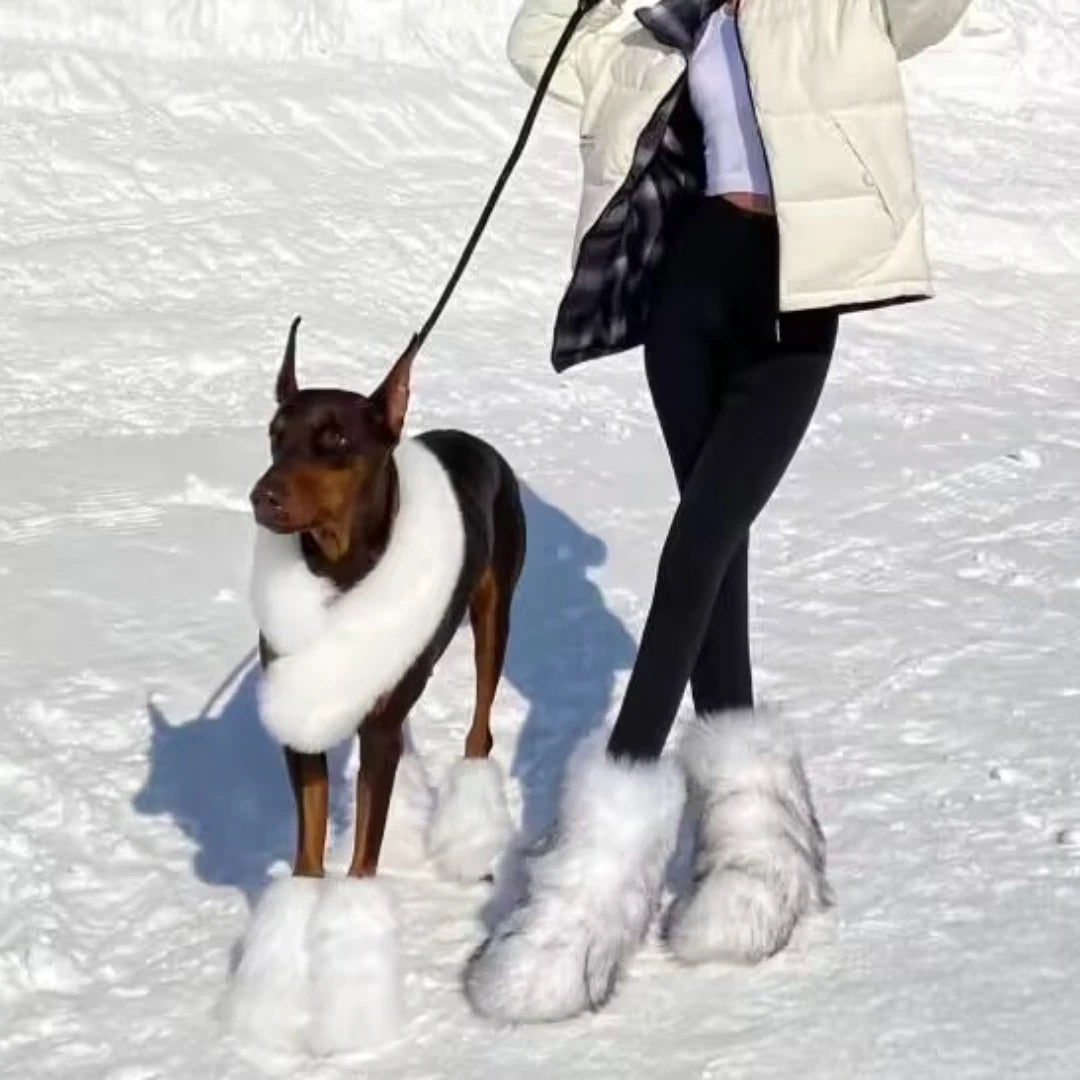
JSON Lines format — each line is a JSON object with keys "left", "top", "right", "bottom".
{"left": 622, "top": 298, "right": 838, "bottom": 969}
{"left": 643, "top": 196, "right": 755, "bottom": 717}
{"left": 689, "top": 539, "right": 752, "bottom": 712}
{"left": 645, "top": 330, "right": 754, "bottom": 719}
{"left": 465, "top": 203, "right": 837, "bottom": 1023}
{"left": 608, "top": 302, "right": 838, "bottom": 761}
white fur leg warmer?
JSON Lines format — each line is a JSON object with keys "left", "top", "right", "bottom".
{"left": 225, "top": 876, "right": 321, "bottom": 1054}
{"left": 427, "top": 757, "right": 512, "bottom": 882}
{"left": 666, "top": 710, "right": 830, "bottom": 966}
{"left": 307, "top": 878, "right": 403, "bottom": 1055}
{"left": 464, "top": 735, "right": 685, "bottom": 1022}
{"left": 225, "top": 876, "right": 402, "bottom": 1057}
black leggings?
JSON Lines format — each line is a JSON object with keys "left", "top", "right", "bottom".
{"left": 607, "top": 197, "right": 838, "bottom": 761}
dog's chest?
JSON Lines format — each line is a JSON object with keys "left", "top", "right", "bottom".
{"left": 249, "top": 438, "right": 467, "bottom": 752}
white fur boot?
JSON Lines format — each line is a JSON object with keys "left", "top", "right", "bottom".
{"left": 427, "top": 757, "right": 512, "bottom": 882}
{"left": 306, "top": 877, "right": 403, "bottom": 1055}
{"left": 463, "top": 735, "right": 685, "bottom": 1022}
{"left": 666, "top": 710, "right": 831, "bottom": 965}
{"left": 225, "top": 876, "right": 321, "bottom": 1054}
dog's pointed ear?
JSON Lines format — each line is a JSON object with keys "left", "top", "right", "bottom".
{"left": 371, "top": 336, "right": 417, "bottom": 440}
{"left": 276, "top": 316, "right": 302, "bottom": 404}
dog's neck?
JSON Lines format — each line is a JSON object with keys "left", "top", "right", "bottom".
{"left": 299, "top": 455, "right": 399, "bottom": 592}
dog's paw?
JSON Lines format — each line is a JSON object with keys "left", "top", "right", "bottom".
{"left": 427, "top": 757, "right": 513, "bottom": 883}
{"left": 224, "top": 876, "right": 322, "bottom": 1054}
{"left": 307, "top": 877, "right": 403, "bottom": 1055}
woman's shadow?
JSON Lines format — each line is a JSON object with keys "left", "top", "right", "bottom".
{"left": 132, "top": 484, "right": 636, "bottom": 903}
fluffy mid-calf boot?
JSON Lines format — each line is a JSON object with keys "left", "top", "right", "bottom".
{"left": 666, "top": 709, "right": 831, "bottom": 965}
{"left": 463, "top": 734, "right": 685, "bottom": 1023}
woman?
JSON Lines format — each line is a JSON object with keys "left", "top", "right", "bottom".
{"left": 466, "top": 0, "right": 970, "bottom": 1022}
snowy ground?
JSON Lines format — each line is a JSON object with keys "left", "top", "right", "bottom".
{"left": 2, "top": 1, "right": 1079, "bottom": 1076}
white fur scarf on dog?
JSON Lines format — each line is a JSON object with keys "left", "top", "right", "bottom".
{"left": 249, "top": 437, "right": 465, "bottom": 753}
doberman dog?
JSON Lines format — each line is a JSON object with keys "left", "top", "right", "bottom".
{"left": 249, "top": 318, "right": 526, "bottom": 881}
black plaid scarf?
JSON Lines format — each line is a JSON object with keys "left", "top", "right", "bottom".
{"left": 550, "top": 0, "right": 722, "bottom": 372}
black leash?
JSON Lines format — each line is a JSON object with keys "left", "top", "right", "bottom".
{"left": 401, "top": 0, "right": 601, "bottom": 363}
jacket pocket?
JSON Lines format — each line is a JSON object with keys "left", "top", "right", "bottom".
{"left": 827, "top": 113, "right": 901, "bottom": 236}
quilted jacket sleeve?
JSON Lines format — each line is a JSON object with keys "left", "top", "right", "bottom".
{"left": 507, "top": 0, "right": 618, "bottom": 108}
{"left": 882, "top": 0, "right": 972, "bottom": 60}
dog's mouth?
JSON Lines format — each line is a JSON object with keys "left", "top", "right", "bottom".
{"left": 252, "top": 506, "right": 299, "bottom": 533}
{"left": 250, "top": 481, "right": 309, "bottom": 534}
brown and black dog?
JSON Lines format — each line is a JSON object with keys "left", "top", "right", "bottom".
{"left": 249, "top": 317, "right": 525, "bottom": 881}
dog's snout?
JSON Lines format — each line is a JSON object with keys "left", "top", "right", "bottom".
{"left": 251, "top": 476, "right": 289, "bottom": 527}
{"left": 253, "top": 483, "right": 282, "bottom": 509}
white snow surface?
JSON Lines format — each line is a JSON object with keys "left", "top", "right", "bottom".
{"left": 1, "top": 0, "right": 1079, "bottom": 1076}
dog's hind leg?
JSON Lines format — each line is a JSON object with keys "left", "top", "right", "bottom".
{"left": 465, "top": 473, "right": 525, "bottom": 760}
{"left": 426, "top": 507, "right": 522, "bottom": 882}
{"left": 348, "top": 722, "right": 404, "bottom": 878}
{"left": 464, "top": 565, "right": 511, "bottom": 759}
{"left": 347, "top": 672, "right": 428, "bottom": 878}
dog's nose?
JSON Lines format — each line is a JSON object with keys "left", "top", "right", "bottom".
{"left": 251, "top": 479, "right": 288, "bottom": 526}
{"left": 253, "top": 485, "right": 282, "bottom": 510}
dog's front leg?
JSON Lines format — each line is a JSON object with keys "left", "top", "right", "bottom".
{"left": 225, "top": 641, "right": 331, "bottom": 1051}
{"left": 348, "top": 721, "right": 404, "bottom": 878}
{"left": 348, "top": 671, "right": 427, "bottom": 877}
{"left": 260, "top": 633, "right": 331, "bottom": 878}
{"left": 307, "top": 694, "right": 417, "bottom": 1055}
{"left": 284, "top": 747, "right": 329, "bottom": 877}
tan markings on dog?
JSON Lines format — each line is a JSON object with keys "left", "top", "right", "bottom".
{"left": 465, "top": 564, "right": 504, "bottom": 759}
{"left": 348, "top": 707, "right": 409, "bottom": 877}
{"left": 285, "top": 747, "right": 330, "bottom": 877}
{"left": 283, "top": 459, "right": 371, "bottom": 563}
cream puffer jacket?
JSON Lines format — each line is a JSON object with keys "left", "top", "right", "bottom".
{"left": 508, "top": 0, "right": 970, "bottom": 371}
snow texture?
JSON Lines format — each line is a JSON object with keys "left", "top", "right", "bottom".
{"left": 465, "top": 734, "right": 686, "bottom": 1022}
{"left": 427, "top": 756, "right": 514, "bottom": 882}
{"left": 666, "top": 709, "right": 831, "bottom": 965}
{"left": 2, "top": 0, "right": 1080, "bottom": 1077}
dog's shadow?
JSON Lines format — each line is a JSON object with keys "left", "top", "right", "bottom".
{"left": 133, "top": 662, "right": 353, "bottom": 907}
{"left": 132, "top": 484, "right": 636, "bottom": 907}
{"left": 504, "top": 486, "right": 636, "bottom": 841}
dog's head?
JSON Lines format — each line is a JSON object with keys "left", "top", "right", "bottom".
{"left": 249, "top": 317, "right": 414, "bottom": 561}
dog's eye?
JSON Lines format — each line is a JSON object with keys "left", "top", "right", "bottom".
{"left": 318, "top": 428, "right": 350, "bottom": 454}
